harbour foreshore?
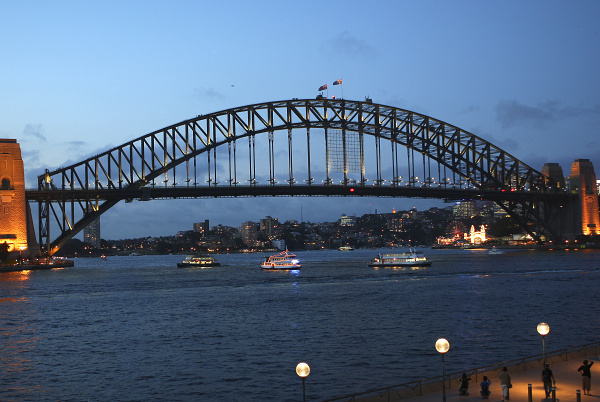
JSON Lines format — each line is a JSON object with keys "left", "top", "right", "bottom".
{"left": 0, "top": 258, "right": 74, "bottom": 273}
{"left": 325, "top": 343, "right": 600, "bottom": 402}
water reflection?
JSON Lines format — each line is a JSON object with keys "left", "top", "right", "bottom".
{"left": 0, "top": 270, "right": 32, "bottom": 282}
{"left": 0, "top": 272, "right": 40, "bottom": 397}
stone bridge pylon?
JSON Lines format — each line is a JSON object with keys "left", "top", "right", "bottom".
{"left": 0, "top": 139, "right": 38, "bottom": 259}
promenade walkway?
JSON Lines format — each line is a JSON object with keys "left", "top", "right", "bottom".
{"left": 401, "top": 355, "right": 599, "bottom": 402}
{"left": 325, "top": 344, "right": 600, "bottom": 402}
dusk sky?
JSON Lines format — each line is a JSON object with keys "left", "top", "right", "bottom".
{"left": 2, "top": 1, "right": 600, "bottom": 239}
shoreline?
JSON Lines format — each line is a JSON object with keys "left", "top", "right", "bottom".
{"left": 0, "top": 259, "right": 75, "bottom": 273}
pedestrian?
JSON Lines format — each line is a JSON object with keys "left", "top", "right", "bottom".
{"left": 459, "top": 373, "right": 471, "bottom": 395}
{"left": 542, "top": 363, "right": 555, "bottom": 398}
{"left": 480, "top": 375, "right": 491, "bottom": 399}
{"left": 577, "top": 359, "right": 594, "bottom": 395}
{"left": 499, "top": 366, "right": 511, "bottom": 401}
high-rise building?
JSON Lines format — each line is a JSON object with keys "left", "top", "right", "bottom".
{"left": 240, "top": 221, "right": 259, "bottom": 247}
{"left": 260, "top": 216, "right": 279, "bottom": 237}
{"left": 83, "top": 216, "right": 101, "bottom": 248}
{"left": 453, "top": 201, "right": 476, "bottom": 219}
{"left": 193, "top": 220, "right": 210, "bottom": 236}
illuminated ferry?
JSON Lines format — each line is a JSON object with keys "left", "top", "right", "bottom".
{"left": 261, "top": 249, "right": 301, "bottom": 270}
{"left": 338, "top": 245, "right": 354, "bottom": 251}
{"left": 177, "top": 254, "right": 220, "bottom": 268}
{"left": 368, "top": 249, "right": 432, "bottom": 267}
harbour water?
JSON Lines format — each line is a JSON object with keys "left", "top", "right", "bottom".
{"left": 1, "top": 248, "right": 599, "bottom": 401}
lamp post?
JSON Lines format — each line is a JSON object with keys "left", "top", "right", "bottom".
{"left": 18, "top": 245, "right": 26, "bottom": 266}
{"left": 296, "top": 362, "right": 310, "bottom": 402}
{"left": 537, "top": 322, "right": 550, "bottom": 365}
{"left": 435, "top": 338, "right": 450, "bottom": 402}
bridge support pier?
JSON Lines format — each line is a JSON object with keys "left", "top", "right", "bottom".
{"left": 566, "top": 159, "right": 600, "bottom": 239}
{"left": 0, "top": 139, "right": 38, "bottom": 259}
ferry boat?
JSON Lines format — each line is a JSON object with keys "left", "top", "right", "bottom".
{"left": 261, "top": 249, "right": 301, "bottom": 270}
{"left": 177, "top": 254, "right": 220, "bottom": 268}
{"left": 338, "top": 245, "right": 354, "bottom": 251}
{"left": 368, "top": 248, "right": 432, "bottom": 267}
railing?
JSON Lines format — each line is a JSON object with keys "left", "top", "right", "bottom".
{"left": 321, "top": 342, "right": 600, "bottom": 402}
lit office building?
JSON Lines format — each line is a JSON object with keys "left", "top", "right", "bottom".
{"left": 240, "top": 221, "right": 259, "bottom": 247}
{"left": 84, "top": 216, "right": 101, "bottom": 248}
{"left": 453, "top": 201, "right": 476, "bottom": 219}
{"left": 260, "top": 216, "right": 279, "bottom": 237}
{"left": 193, "top": 220, "right": 210, "bottom": 236}
{"left": 340, "top": 214, "right": 356, "bottom": 226}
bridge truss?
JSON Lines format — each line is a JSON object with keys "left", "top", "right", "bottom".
{"left": 27, "top": 98, "right": 572, "bottom": 255}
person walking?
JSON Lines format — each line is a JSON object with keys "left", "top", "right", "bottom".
{"left": 499, "top": 366, "right": 511, "bottom": 401}
{"left": 578, "top": 359, "right": 594, "bottom": 395}
{"left": 542, "top": 363, "right": 555, "bottom": 398}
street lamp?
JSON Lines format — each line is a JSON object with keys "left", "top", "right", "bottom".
{"left": 296, "top": 362, "right": 310, "bottom": 402}
{"left": 537, "top": 322, "right": 550, "bottom": 365}
{"left": 18, "top": 245, "right": 26, "bottom": 266}
{"left": 435, "top": 338, "right": 450, "bottom": 402}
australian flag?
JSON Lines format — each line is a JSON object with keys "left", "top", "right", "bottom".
{"left": 318, "top": 84, "right": 327, "bottom": 91}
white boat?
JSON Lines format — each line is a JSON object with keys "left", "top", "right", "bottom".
{"left": 368, "top": 248, "right": 432, "bottom": 267}
{"left": 177, "top": 254, "right": 220, "bottom": 267}
{"left": 261, "top": 249, "right": 301, "bottom": 270}
{"left": 338, "top": 245, "right": 354, "bottom": 251}
{"left": 488, "top": 247, "right": 504, "bottom": 255}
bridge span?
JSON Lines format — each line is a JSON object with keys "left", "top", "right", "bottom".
{"left": 1, "top": 98, "right": 597, "bottom": 256}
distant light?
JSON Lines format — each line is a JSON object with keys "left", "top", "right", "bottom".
{"left": 350, "top": 188, "right": 355, "bottom": 192}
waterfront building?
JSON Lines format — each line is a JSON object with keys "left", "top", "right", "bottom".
{"left": 466, "top": 225, "right": 487, "bottom": 244}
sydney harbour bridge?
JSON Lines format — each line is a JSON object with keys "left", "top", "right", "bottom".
{"left": 18, "top": 98, "right": 598, "bottom": 256}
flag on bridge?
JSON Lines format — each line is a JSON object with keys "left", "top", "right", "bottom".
{"left": 319, "top": 84, "right": 327, "bottom": 91}
{"left": 333, "top": 79, "right": 342, "bottom": 85}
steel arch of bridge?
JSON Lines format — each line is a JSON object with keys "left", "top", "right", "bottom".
{"left": 30, "top": 98, "right": 569, "bottom": 255}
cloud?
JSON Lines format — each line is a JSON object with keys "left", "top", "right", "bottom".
{"left": 194, "top": 87, "right": 226, "bottom": 102}
{"left": 325, "top": 31, "right": 376, "bottom": 57}
{"left": 495, "top": 100, "right": 600, "bottom": 129}
{"left": 23, "top": 123, "right": 46, "bottom": 141}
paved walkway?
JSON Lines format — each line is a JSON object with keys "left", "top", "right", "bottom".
{"left": 400, "top": 356, "right": 599, "bottom": 402}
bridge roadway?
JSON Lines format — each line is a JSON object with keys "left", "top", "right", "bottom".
{"left": 25, "top": 184, "right": 573, "bottom": 203}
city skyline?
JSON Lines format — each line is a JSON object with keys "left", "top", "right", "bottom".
{"left": 2, "top": 1, "right": 599, "bottom": 239}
